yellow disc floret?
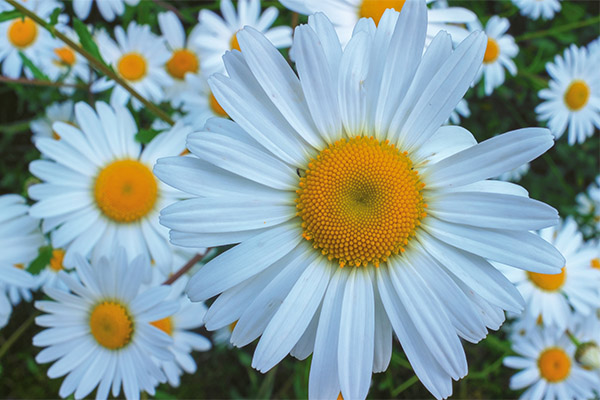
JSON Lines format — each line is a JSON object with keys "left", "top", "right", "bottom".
{"left": 564, "top": 80, "right": 590, "bottom": 111}
{"left": 230, "top": 31, "right": 241, "bottom": 51}
{"left": 359, "top": 0, "right": 406, "bottom": 25}
{"left": 483, "top": 38, "right": 500, "bottom": 64}
{"left": 296, "top": 136, "right": 426, "bottom": 268}
{"left": 166, "top": 49, "right": 199, "bottom": 80}
{"left": 209, "top": 91, "right": 228, "bottom": 117}
{"left": 94, "top": 159, "right": 158, "bottom": 223}
{"left": 538, "top": 347, "right": 571, "bottom": 382}
{"left": 527, "top": 267, "right": 566, "bottom": 291}
{"left": 591, "top": 258, "right": 600, "bottom": 270}
{"left": 54, "top": 47, "right": 76, "bottom": 66}
{"left": 89, "top": 301, "right": 133, "bottom": 350}
{"left": 49, "top": 249, "right": 65, "bottom": 272}
{"left": 8, "top": 17, "right": 38, "bottom": 48}
{"left": 150, "top": 317, "right": 173, "bottom": 336}
{"left": 117, "top": 53, "right": 147, "bottom": 81}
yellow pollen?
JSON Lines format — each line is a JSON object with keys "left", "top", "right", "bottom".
{"left": 538, "top": 347, "right": 571, "bottom": 382}
{"left": 591, "top": 258, "right": 600, "bottom": 270}
{"left": 230, "top": 31, "right": 240, "bottom": 51}
{"left": 89, "top": 301, "right": 133, "bottom": 350}
{"left": 564, "top": 80, "right": 590, "bottom": 111}
{"left": 483, "top": 38, "right": 500, "bottom": 64}
{"left": 296, "top": 136, "right": 426, "bottom": 268}
{"left": 93, "top": 159, "right": 158, "bottom": 223}
{"left": 49, "top": 249, "right": 65, "bottom": 272}
{"left": 150, "top": 317, "right": 173, "bottom": 336}
{"left": 358, "top": 0, "right": 406, "bottom": 25}
{"left": 209, "top": 91, "right": 228, "bottom": 117}
{"left": 166, "top": 49, "right": 199, "bottom": 80}
{"left": 527, "top": 267, "right": 566, "bottom": 291}
{"left": 54, "top": 46, "right": 76, "bottom": 66}
{"left": 8, "top": 18, "right": 38, "bottom": 48}
{"left": 14, "top": 263, "right": 25, "bottom": 269}
{"left": 117, "top": 53, "right": 147, "bottom": 81}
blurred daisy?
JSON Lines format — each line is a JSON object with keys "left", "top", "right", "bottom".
{"left": 495, "top": 163, "right": 530, "bottom": 183}
{"left": 0, "top": 0, "right": 61, "bottom": 78}
{"left": 446, "top": 99, "right": 470, "bottom": 125}
{"left": 180, "top": 73, "right": 230, "bottom": 129}
{"left": 571, "top": 311, "right": 600, "bottom": 372}
{"left": 576, "top": 176, "right": 600, "bottom": 235}
{"left": 28, "top": 102, "right": 191, "bottom": 275}
{"left": 512, "top": 0, "right": 561, "bottom": 20}
{"left": 33, "top": 250, "right": 178, "bottom": 400}
{"left": 93, "top": 22, "right": 170, "bottom": 109}
{"left": 536, "top": 44, "right": 600, "bottom": 145}
{"left": 42, "top": 27, "right": 91, "bottom": 94}
{"left": 72, "top": 0, "right": 140, "bottom": 22}
{"left": 30, "top": 100, "right": 75, "bottom": 143}
{"left": 35, "top": 248, "right": 73, "bottom": 292}
{"left": 195, "top": 0, "right": 292, "bottom": 74}
{"left": 156, "top": 6, "right": 563, "bottom": 399}
{"left": 474, "top": 16, "right": 518, "bottom": 96}
{"left": 504, "top": 325, "right": 600, "bottom": 400}
{"left": 280, "top": 0, "right": 477, "bottom": 47}
{"left": 499, "top": 218, "right": 600, "bottom": 331}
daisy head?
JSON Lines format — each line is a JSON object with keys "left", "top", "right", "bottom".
{"left": 536, "top": 43, "right": 600, "bottom": 145}
{"left": 42, "top": 27, "right": 91, "bottom": 94}
{"left": 180, "top": 72, "right": 231, "bottom": 130}
{"left": 36, "top": 247, "right": 74, "bottom": 292}
{"left": 30, "top": 100, "right": 76, "bottom": 143}
{"left": 72, "top": 0, "right": 140, "bottom": 21}
{"left": 512, "top": 0, "right": 562, "bottom": 20}
{"left": 157, "top": 4, "right": 563, "bottom": 399}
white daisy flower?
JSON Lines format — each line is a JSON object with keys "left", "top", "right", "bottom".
{"left": 155, "top": 5, "right": 564, "bottom": 399}
{"left": 571, "top": 311, "right": 600, "bottom": 373}
{"left": 72, "top": 0, "right": 140, "bottom": 22}
{"left": 504, "top": 325, "right": 600, "bottom": 400}
{"left": 0, "top": 0, "right": 61, "bottom": 78}
{"left": 30, "top": 100, "right": 75, "bottom": 143}
{"left": 35, "top": 248, "right": 74, "bottom": 292}
{"left": 499, "top": 218, "right": 600, "bottom": 331}
{"left": 536, "top": 44, "right": 600, "bottom": 145}
{"left": 447, "top": 98, "right": 470, "bottom": 125}
{"left": 0, "top": 194, "right": 43, "bottom": 327}
{"left": 93, "top": 22, "right": 170, "bottom": 110}
{"left": 576, "top": 176, "right": 600, "bottom": 235}
{"left": 511, "top": 0, "right": 561, "bottom": 20}
{"left": 195, "top": 0, "right": 292, "bottom": 75}
{"left": 496, "top": 163, "right": 530, "bottom": 183}
{"left": 33, "top": 250, "right": 178, "bottom": 400}
{"left": 474, "top": 16, "right": 518, "bottom": 96}
{"left": 180, "top": 73, "right": 230, "bottom": 130}
{"left": 28, "top": 102, "right": 191, "bottom": 276}
{"left": 42, "top": 27, "right": 91, "bottom": 94}
{"left": 280, "top": 0, "right": 477, "bottom": 47}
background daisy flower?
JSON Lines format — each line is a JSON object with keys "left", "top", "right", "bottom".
{"left": 512, "top": 0, "right": 562, "bottom": 21}
{"left": 30, "top": 100, "right": 75, "bottom": 143}
{"left": 179, "top": 73, "right": 230, "bottom": 129}
{"left": 72, "top": 0, "right": 140, "bottom": 22}
{"left": 576, "top": 176, "right": 600, "bottom": 236}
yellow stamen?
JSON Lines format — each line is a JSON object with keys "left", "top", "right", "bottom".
{"left": 150, "top": 317, "right": 173, "bottom": 336}
{"left": 358, "top": 0, "right": 406, "bottom": 25}
{"left": 8, "top": 18, "right": 37, "bottom": 48}
{"left": 166, "top": 49, "right": 199, "bottom": 80}
{"left": 54, "top": 46, "right": 76, "bottom": 66}
{"left": 49, "top": 249, "right": 65, "bottom": 272}
{"left": 564, "top": 80, "right": 590, "bottom": 111}
{"left": 591, "top": 258, "right": 600, "bottom": 270}
{"left": 230, "top": 31, "right": 240, "bottom": 51}
{"left": 89, "top": 301, "right": 133, "bottom": 350}
{"left": 538, "top": 347, "right": 571, "bottom": 382}
{"left": 527, "top": 267, "right": 566, "bottom": 291}
{"left": 483, "top": 38, "right": 500, "bottom": 64}
{"left": 117, "top": 53, "right": 147, "bottom": 81}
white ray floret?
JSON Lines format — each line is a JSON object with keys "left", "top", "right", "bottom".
{"left": 72, "top": 0, "right": 140, "bottom": 22}
{"left": 511, "top": 0, "right": 562, "bottom": 20}
{"left": 30, "top": 101, "right": 75, "bottom": 143}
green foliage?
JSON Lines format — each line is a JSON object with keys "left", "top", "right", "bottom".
{"left": 135, "top": 128, "right": 162, "bottom": 144}
{"left": 18, "top": 52, "right": 49, "bottom": 81}
{"left": 27, "top": 246, "right": 52, "bottom": 275}
{"left": 73, "top": 18, "right": 110, "bottom": 70}
{"left": 0, "top": 9, "right": 22, "bottom": 22}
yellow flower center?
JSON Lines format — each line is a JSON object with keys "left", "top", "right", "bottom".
{"left": 166, "top": 48, "right": 199, "bottom": 80}
{"left": 296, "top": 136, "right": 426, "bottom": 268}
{"left": 89, "top": 301, "right": 133, "bottom": 350}
{"left": 150, "top": 317, "right": 173, "bottom": 336}
{"left": 49, "top": 249, "right": 65, "bottom": 272}
{"left": 358, "top": 0, "right": 406, "bottom": 25}
{"left": 93, "top": 159, "right": 158, "bottom": 223}
{"left": 209, "top": 91, "right": 228, "bottom": 117}
{"left": 8, "top": 17, "right": 38, "bottom": 48}
{"left": 230, "top": 31, "right": 241, "bottom": 51}
{"left": 538, "top": 347, "right": 571, "bottom": 383}
{"left": 564, "top": 80, "right": 590, "bottom": 111}
{"left": 14, "top": 263, "right": 25, "bottom": 269}
{"left": 591, "top": 258, "right": 600, "bottom": 270}
{"left": 117, "top": 53, "right": 147, "bottom": 81}
{"left": 54, "top": 46, "right": 76, "bottom": 66}
{"left": 483, "top": 38, "right": 500, "bottom": 64}
{"left": 228, "top": 320, "right": 238, "bottom": 333}
{"left": 527, "top": 267, "right": 566, "bottom": 291}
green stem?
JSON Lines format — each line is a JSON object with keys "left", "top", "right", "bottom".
{"left": 566, "top": 330, "right": 581, "bottom": 347}
{"left": 0, "top": 313, "right": 37, "bottom": 360}
{"left": 391, "top": 375, "right": 419, "bottom": 397}
{"left": 516, "top": 16, "right": 600, "bottom": 42}
{"left": 0, "top": 75, "right": 86, "bottom": 89}
{"left": 543, "top": 154, "right": 575, "bottom": 198}
{"left": 5, "top": 0, "right": 174, "bottom": 126}
{"left": 0, "top": 119, "right": 32, "bottom": 135}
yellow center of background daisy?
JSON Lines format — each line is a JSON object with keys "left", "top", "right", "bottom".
{"left": 230, "top": 31, "right": 241, "bottom": 51}
{"left": 538, "top": 347, "right": 571, "bottom": 382}
{"left": 53, "top": 47, "right": 76, "bottom": 66}
{"left": 49, "top": 249, "right": 65, "bottom": 272}
{"left": 209, "top": 92, "right": 228, "bottom": 117}
{"left": 591, "top": 258, "right": 600, "bottom": 269}
{"left": 89, "top": 301, "right": 133, "bottom": 350}
{"left": 94, "top": 159, "right": 158, "bottom": 223}
{"left": 296, "top": 136, "right": 426, "bottom": 268}
{"left": 166, "top": 49, "right": 199, "bottom": 80}
{"left": 359, "top": 0, "right": 406, "bottom": 25}
{"left": 8, "top": 17, "right": 38, "bottom": 48}
{"left": 150, "top": 317, "right": 173, "bottom": 336}
{"left": 483, "top": 38, "right": 500, "bottom": 64}
{"left": 527, "top": 267, "right": 566, "bottom": 291}
{"left": 563, "top": 80, "right": 590, "bottom": 111}
{"left": 118, "top": 53, "right": 147, "bottom": 81}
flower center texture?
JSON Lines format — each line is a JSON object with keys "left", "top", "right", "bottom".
{"left": 296, "top": 136, "right": 426, "bottom": 268}
{"left": 8, "top": 17, "right": 38, "bottom": 48}
{"left": 483, "top": 38, "right": 500, "bottom": 64}
{"left": 94, "top": 159, "right": 158, "bottom": 223}
{"left": 359, "top": 0, "right": 406, "bottom": 25}
{"left": 49, "top": 249, "right": 65, "bottom": 272}
{"left": 89, "top": 301, "right": 133, "bottom": 350}
{"left": 538, "top": 347, "right": 571, "bottom": 382}
{"left": 54, "top": 47, "right": 76, "bottom": 66}
{"left": 150, "top": 317, "right": 173, "bottom": 336}
{"left": 527, "top": 266, "right": 566, "bottom": 291}
{"left": 166, "top": 49, "right": 199, "bottom": 80}
{"left": 209, "top": 91, "right": 228, "bottom": 117}
{"left": 564, "top": 80, "right": 590, "bottom": 111}
{"left": 117, "top": 53, "right": 147, "bottom": 81}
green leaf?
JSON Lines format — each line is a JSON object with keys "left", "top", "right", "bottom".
{"left": 27, "top": 246, "right": 52, "bottom": 275}
{"left": 73, "top": 18, "right": 109, "bottom": 68}
{"left": 135, "top": 128, "right": 161, "bottom": 144}
{"left": 48, "top": 7, "right": 61, "bottom": 27}
{"left": 0, "top": 9, "right": 23, "bottom": 22}
{"left": 18, "top": 52, "right": 49, "bottom": 81}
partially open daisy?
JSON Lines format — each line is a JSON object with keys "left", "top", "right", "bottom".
{"left": 180, "top": 73, "right": 230, "bottom": 129}
{"left": 93, "top": 22, "right": 170, "bottom": 109}
{"left": 72, "top": 0, "right": 140, "bottom": 22}
{"left": 28, "top": 102, "right": 191, "bottom": 274}
{"left": 33, "top": 250, "right": 179, "bottom": 399}
{"left": 512, "top": 0, "right": 562, "bottom": 20}
{"left": 156, "top": 5, "right": 564, "bottom": 399}
{"left": 30, "top": 101, "right": 75, "bottom": 143}
{"left": 536, "top": 44, "right": 600, "bottom": 145}
{"left": 194, "top": 0, "right": 292, "bottom": 75}
{"left": 42, "top": 27, "right": 91, "bottom": 94}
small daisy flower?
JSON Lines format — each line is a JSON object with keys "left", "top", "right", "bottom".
{"left": 536, "top": 44, "right": 600, "bottom": 145}
{"left": 35, "top": 248, "right": 74, "bottom": 292}
{"left": 474, "top": 16, "right": 518, "bottom": 96}
{"left": 28, "top": 102, "right": 191, "bottom": 275}
{"left": 30, "top": 100, "right": 75, "bottom": 143}
{"left": 504, "top": 325, "right": 600, "bottom": 400}
{"left": 195, "top": 0, "right": 292, "bottom": 75}
{"left": 0, "top": 0, "right": 61, "bottom": 78}
{"left": 180, "top": 73, "right": 230, "bottom": 129}
{"left": 512, "top": 0, "right": 562, "bottom": 20}
{"left": 496, "top": 163, "right": 530, "bottom": 183}
{"left": 72, "top": 0, "right": 140, "bottom": 22}
{"left": 33, "top": 250, "right": 179, "bottom": 400}
{"left": 447, "top": 98, "right": 470, "bottom": 125}
{"left": 42, "top": 27, "right": 91, "bottom": 94}
{"left": 93, "top": 22, "right": 170, "bottom": 109}
{"left": 576, "top": 176, "right": 600, "bottom": 235}
{"left": 156, "top": 6, "right": 564, "bottom": 399}
{"left": 571, "top": 311, "right": 600, "bottom": 372}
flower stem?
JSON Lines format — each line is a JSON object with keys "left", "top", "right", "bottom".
{"left": 516, "top": 16, "right": 600, "bottom": 42}
{"left": 0, "top": 312, "right": 37, "bottom": 360}
{"left": 0, "top": 75, "right": 86, "bottom": 89}
{"left": 163, "top": 248, "right": 212, "bottom": 285}
{"left": 5, "top": 0, "right": 174, "bottom": 126}
{"left": 566, "top": 330, "right": 581, "bottom": 347}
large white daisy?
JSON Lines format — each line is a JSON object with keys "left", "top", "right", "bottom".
{"left": 155, "top": 5, "right": 564, "bottom": 399}
{"left": 536, "top": 43, "right": 600, "bottom": 145}
{"left": 72, "top": 0, "right": 140, "bottom": 22}
{"left": 512, "top": 0, "right": 562, "bottom": 20}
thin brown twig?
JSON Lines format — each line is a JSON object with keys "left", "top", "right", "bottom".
{"left": 163, "top": 249, "right": 212, "bottom": 285}
{"left": 0, "top": 75, "right": 87, "bottom": 89}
